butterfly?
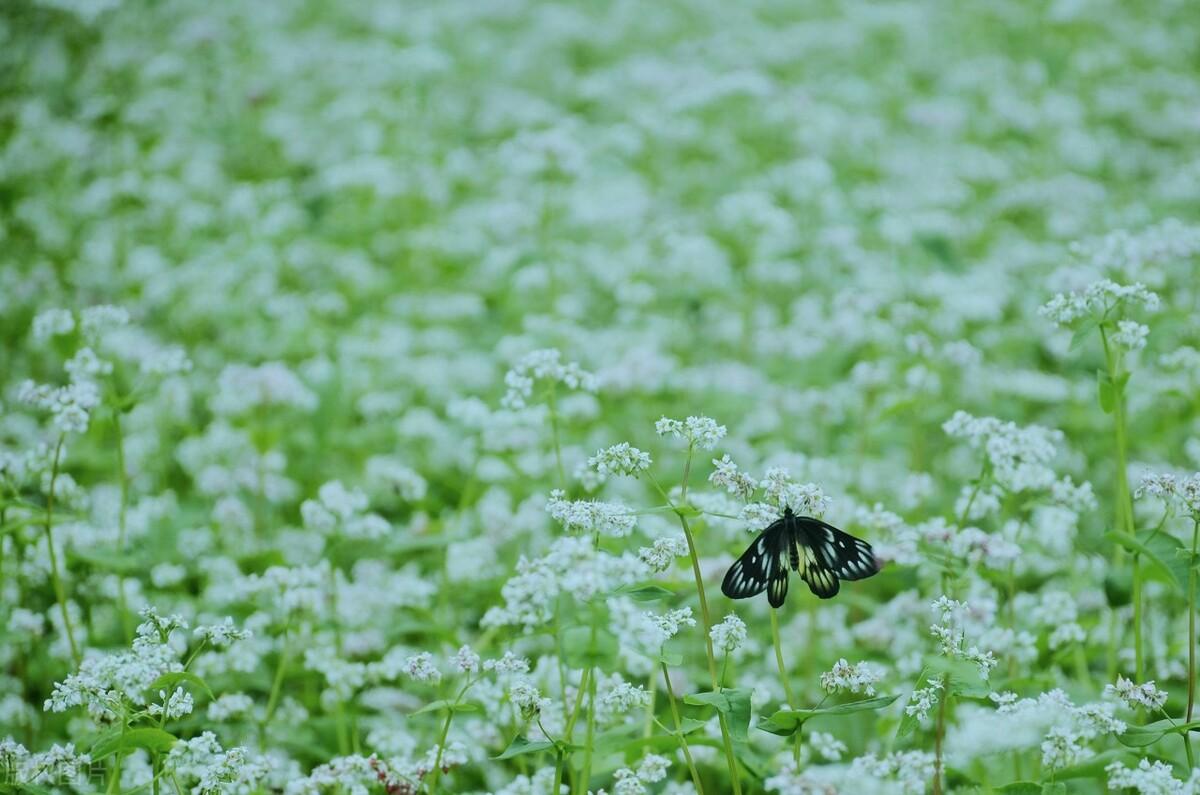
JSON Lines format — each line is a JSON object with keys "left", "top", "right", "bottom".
{"left": 721, "top": 507, "right": 880, "bottom": 607}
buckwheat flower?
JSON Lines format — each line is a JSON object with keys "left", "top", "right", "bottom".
{"left": 904, "top": 678, "right": 944, "bottom": 721}
{"left": 403, "top": 652, "right": 442, "bottom": 684}
{"left": 820, "top": 658, "right": 881, "bottom": 696}
{"left": 509, "top": 679, "right": 551, "bottom": 718}
{"left": 194, "top": 617, "right": 251, "bottom": 648}
{"left": 613, "top": 767, "right": 646, "bottom": 795}
{"left": 485, "top": 651, "right": 531, "bottom": 675}
{"left": 709, "top": 455, "right": 757, "bottom": 500}
{"left": 80, "top": 305, "right": 131, "bottom": 338}
{"left": 365, "top": 455, "right": 427, "bottom": 501}
{"left": 453, "top": 645, "right": 480, "bottom": 674}
{"left": 546, "top": 490, "right": 637, "bottom": 537}
{"left": 1137, "top": 472, "right": 1200, "bottom": 516}
{"left": 207, "top": 692, "right": 254, "bottom": 721}
{"left": 589, "top": 443, "right": 651, "bottom": 477}
{"left": 1112, "top": 320, "right": 1149, "bottom": 352}
{"left": 210, "top": 362, "right": 317, "bottom": 416}
{"left": 21, "top": 743, "right": 91, "bottom": 784}
{"left": 810, "top": 731, "right": 848, "bottom": 761}
{"left": 739, "top": 501, "right": 783, "bottom": 530}
{"left": 760, "top": 469, "right": 832, "bottom": 516}
{"left": 31, "top": 308, "right": 75, "bottom": 340}
{"left": 500, "top": 348, "right": 597, "bottom": 409}
{"left": 637, "top": 535, "right": 689, "bottom": 572}
{"left": 18, "top": 378, "right": 102, "bottom": 434}
{"left": 1048, "top": 622, "right": 1086, "bottom": 650}
{"left": 1104, "top": 676, "right": 1168, "bottom": 711}
{"left": 710, "top": 613, "right": 747, "bottom": 652}
{"left": 1039, "top": 279, "right": 1160, "bottom": 327}
{"left": 646, "top": 607, "right": 696, "bottom": 642}
{"left": 655, "top": 415, "right": 727, "bottom": 450}
{"left": 1105, "top": 758, "right": 1185, "bottom": 794}
{"left": 599, "top": 678, "right": 651, "bottom": 717}
{"left": 148, "top": 686, "right": 194, "bottom": 719}
{"left": 636, "top": 753, "right": 671, "bottom": 783}
{"left": 140, "top": 345, "right": 193, "bottom": 376}
{"left": 64, "top": 346, "right": 113, "bottom": 381}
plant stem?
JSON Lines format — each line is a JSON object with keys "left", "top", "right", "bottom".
{"left": 770, "top": 607, "right": 803, "bottom": 768}
{"left": 1101, "top": 326, "right": 1141, "bottom": 679}
{"left": 45, "top": 435, "right": 80, "bottom": 666}
{"left": 1186, "top": 517, "right": 1200, "bottom": 764}
{"left": 932, "top": 681, "right": 948, "bottom": 795}
{"left": 261, "top": 625, "right": 291, "bottom": 734}
{"left": 675, "top": 443, "right": 742, "bottom": 795}
{"left": 112, "top": 408, "right": 134, "bottom": 641}
{"left": 554, "top": 667, "right": 590, "bottom": 795}
{"left": 426, "top": 679, "right": 473, "bottom": 794}
{"left": 579, "top": 667, "right": 597, "bottom": 795}
{"left": 547, "top": 388, "right": 567, "bottom": 490}
{"left": 661, "top": 661, "right": 705, "bottom": 795}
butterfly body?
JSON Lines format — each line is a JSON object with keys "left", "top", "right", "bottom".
{"left": 721, "top": 508, "right": 880, "bottom": 607}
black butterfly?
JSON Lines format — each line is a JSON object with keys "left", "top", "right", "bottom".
{"left": 721, "top": 507, "right": 880, "bottom": 607}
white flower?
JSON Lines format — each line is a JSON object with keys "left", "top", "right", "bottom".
{"left": 710, "top": 613, "right": 747, "bottom": 652}
{"left": 820, "top": 658, "right": 881, "bottom": 696}
{"left": 655, "top": 415, "right": 727, "bottom": 450}
{"left": 501, "top": 349, "right": 596, "bottom": 409}
{"left": 402, "top": 652, "right": 442, "bottom": 684}
{"left": 453, "top": 645, "right": 480, "bottom": 674}
{"left": 589, "top": 443, "right": 651, "bottom": 477}
{"left": 760, "top": 469, "right": 832, "bottom": 516}
{"left": 31, "top": 308, "right": 76, "bottom": 341}
{"left": 646, "top": 607, "right": 696, "bottom": 642}
{"left": 904, "top": 678, "right": 943, "bottom": 721}
{"left": 1039, "top": 279, "right": 1160, "bottom": 327}
{"left": 637, "top": 535, "right": 689, "bottom": 572}
{"left": 1112, "top": 320, "right": 1149, "bottom": 351}
{"left": 1104, "top": 676, "right": 1168, "bottom": 711}
{"left": 709, "top": 455, "right": 757, "bottom": 500}
{"left": 546, "top": 490, "right": 637, "bottom": 537}
{"left": 810, "top": 731, "right": 848, "bottom": 761}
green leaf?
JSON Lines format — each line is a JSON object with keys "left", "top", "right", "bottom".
{"left": 1097, "top": 369, "right": 1116, "bottom": 413}
{"left": 411, "top": 700, "right": 479, "bottom": 716}
{"left": 147, "top": 671, "right": 214, "bottom": 701}
{"left": 927, "top": 657, "right": 990, "bottom": 699}
{"left": 1118, "top": 719, "right": 1200, "bottom": 748}
{"left": 560, "top": 625, "right": 618, "bottom": 669}
{"left": 1042, "top": 784, "right": 1067, "bottom": 795}
{"left": 1053, "top": 749, "right": 1133, "bottom": 780}
{"left": 90, "top": 727, "right": 177, "bottom": 760}
{"left": 996, "top": 783, "right": 1041, "bottom": 795}
{"left": 673, "top": 505, "right": 701, "bottom": 518}
{"left": 613, "top": 583, "right": 674, "bottom": 602}
{"left": 684, "top": 691, "right": 732, "bottom": 710}
{"left": 658, "top": 649, "right": 684, "bottom": 667}
{"left": 493, "top": 735, "right": 556, "bottom": 760}
{"left": 758, "top": 695, "right": 900, "bottom": 737}
{"left": 1107, "top": 530, "right": 1186, "bottom": 591}
{"left": 1069, "top": 317, "right": 1100, "bottom": 351}
{"left": 723, "top": 688, "right": 752, "bottom": 742}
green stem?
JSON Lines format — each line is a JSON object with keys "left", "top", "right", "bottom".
{"left": 113, "top": 409, "right": 133, "bottom": 642}
{"left": 426, "top": 679, "right": 473, "bottom": 794}
{"left": 661, "top": 661, "right": 705, "bottom": 795}
{"left": 770, "top": 608, "right": 802, "bottom": 768}
{"left": 1101, "top": 326, "right": 1140, "bottom": 679}
{"left": 547, "top": 388, "right": 567, "bottom": 490}
{"left": 675, "top": 443, "right": 742, "bottom": 795}
{"left": 579, "top": 667, "right": 597, "bottom": 795}
{"left": 554, "top": 667, "right": 590, "bottom": 795}
{"left": 45, "top": 435, "right": 80, "bottom": 666}
{"left": 260, "top": 625, "right": 291, "bottom": 733}
{"left": 932, "top": 680, "right": 948, "bottom": 795}
{"left": 1186, "top": 518, "right": 1199, "bottom": 765}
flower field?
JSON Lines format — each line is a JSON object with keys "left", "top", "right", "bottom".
{"left": 3, "top": 0, "right": 1200, "bottom": 792}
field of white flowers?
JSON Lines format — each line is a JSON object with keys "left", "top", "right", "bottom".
{"left": 3, "top": 0, "right": 1200, "bottom": 792}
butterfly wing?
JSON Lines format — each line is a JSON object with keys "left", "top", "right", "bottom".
{"left": 796, "top": 540, "right": 841, "bottom": 598}
{"left": 722, "top": 518, "right": 789, "bottom": 604}
{"left": 797, "top": 517, "right": 880, "bottom": 582}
